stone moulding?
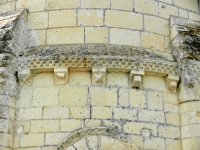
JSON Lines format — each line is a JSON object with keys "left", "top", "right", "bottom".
{"left": 57, "top": 126, "right": 138, "bottom": 150}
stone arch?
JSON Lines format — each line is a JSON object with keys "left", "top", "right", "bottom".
{"left": 57, "top": 127, "right": 139, "bottom": 150}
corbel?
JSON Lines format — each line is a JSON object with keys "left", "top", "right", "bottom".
{"left": 54, "top": 68, "right": 68, "bottom": 85}
{"left": 130, "top": 70, "right": 145, "bottom": 88}
{"left": 166, "top": 75, "right": 179, "bottom": 91}
{"left": 92, "top": 68, "right": 106, "bottom": 85}
{"left": 18, "top": 69, "right": 32, "bottom": 87}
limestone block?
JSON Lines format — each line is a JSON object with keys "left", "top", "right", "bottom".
{"left": 114, "top": 107, "right": 137, "bottom": 120}
{"left": 165, "top": 36, "right": 170, "bottom": 50}
{"left": 0, "top": 96, "right": 15, "bottom": 108}
{"left": 144, "top": 138, "right": 165, "bottom": 149}
{"left": 90, "top": 87, "right": 117, "bottom": 106}
{"left": 28, "top": 12, "right": 48, "bottom": 29}
{"left": 46, "top": 0, "right": 79, "bottom": 10}
{"left": 31, "top": 120, "right": 59, "bottom": 133}
{"left": 182, "top": 138, "right": 200, "bottom": 150}
{"left": 60, "top": 120, "right": 83, "bottom": 131}
{"left": 59, "top": 87, "right": 88, "bottom": 106}
{"left": 130, "top": 70, "right": 144, "bottom": 88}
{"left": 86, "top": 136, "right": 98, "bottom": 149}
{"left": 111, "top": 0, "right": 134, "bottom": 11}
{"left": 135, "top": 0, "right": 158, "bottom": 15}
{"left": 118, "top": 88, "right": 129, "bottom": 107}
{"left": 33, "top": 72, "right": 54, "bottom": 87}
{"left": 70, "top": 106, "right": 90, "bottom": 119}
{"left": 111, "top": 140, "right": 127, "bottom": 149}
{"left": 54, "top": 68, "right": 68, "bottom": 85}
{"left": 171, "top": 25, "right": 178, "bottom": 40}
{"left": 20, "top": 134, "right": 44, "bottom": 147}
{"left": 33, "top": 87, "right": 58, "bottom": 106}
{"left": 0, "top": 106, "right": 15, "bottom": 120}
{"left": 139, "top": 109, "right": 165, "bottom": 123}
{"left": 157, "top": 0, "right": 172, "bottom": 4}
{"left": 166, "top": 139, "right": 182, "bottom": 150}
{"left": 92, "top": 68, "right": 106, "bottom": 85}
{"left": 144, "top": 15, "right": 169, "bottom": 36}
{"left": 180, "top": 101, "right": 200, "bottom": 113}
{"left": 16, "top": 0, "right": 45, "bottom": 12}
{"left": 179, "top": 9, "right": 188, "bottom": 19}
{"left": 181, "top": 124, "right": 200, "bottom": 139}
{"left": 17, "top": 89, "right": 32, "bottom": 107}
{"left": 18, "top": 69, "right": 32, "bottom": 87}
{"left": 164, "top": 103, "right": 179, "bottom": 113}
{"left": 0, "top": 119, "right": 11, "bottom": 133}
{"left": 0, "top": 2, "right": 15, "bottom": 14}
{"left": 159, "top": 126, "right": 180, "bottom": 138}
{"left": 0, "top": 133, "right": 13, "bottom": 147}
{"left": 43, "top": 147, "right": 57, "bottom": 150}
{"left": 85, "top": 28, "right": 108, "bottom": 44}
{"left": 110, "top": 28, "right": 141, "bottom": 46}
{"left": 78, "top": 10, "right": 103, "bottom": 26}
{"left": 84, "top": 119, "right": 101, "bottom": 127}
{"left": 124, "top": 122, "right": 157, "bottom": 136}
{"left": 101, "top": 136, "right": 115, "bottom": 149}
{"left": 130, "top": 135, "right": 143, "bottom": 149}
{"left": 43, "top": 107, "right": 69, "bottom": 119}
{"left": 130, "top": 89, "right": 146, "bottom": 109}
{"left": 166, "top": 75, "right": 179, "bottom": 91}
{"left": 166, "top": 113, "right": 180, "bottom": 126}
{"left": 68, "top": 71, "right": 91, "bottom": 86}
{"left": 107, "top": 72, "right": 128, "bottom": 87}
{"left": 148, "top": 91, "right": 163, "bottom": 111}
{"left": 181, "top": 111, "right": 200, "bottom": 126}
{"left": 142, "top": 32, "right": 165, "bottom": 51}
{"left": 74, "top": 138, "right": 88, "bottom": 149}
{"left": 164, "top": 92, "right": 178, "bottom": 105}
{"left": 30, "top": 30, "right": 46, "bottom": 46}
{"left": 159, "top": 3, "right": 178, "bottom": 19}
{"left": 47, "top": 28, "right": 84, "bottom": 45}
{"left": 174, "top": 0, "right": 198, "bottom": 13}
{"left": 81, "top": 0, "right": 110, "bottom": 8}
{"left": 49, "top": 10, "right": 76, "bottom": 28}
{"left": 143, "top": 75, "right": 165, "bottom": 90}
{"left": 16, "top": 121, "right": 30, "bottom": 134}
{"left": 92, "top": 107, "right": 112, "bottom": 119}
{"left": 45, "top": 133, "right": 68, "bottom": 145}
{"left": 18, "top": 108, "right": 42, "bottom": 120}
{"left": 189, "top": 12, "right": 200, "bottom": 21}
{"left": 105, "top": 10, "right": 143, "bottom": 30}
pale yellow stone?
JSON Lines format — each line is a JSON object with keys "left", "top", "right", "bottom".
{"left": 159, "top": 3, "right": 178, "bottom": 19}
{"left": 45, "top": 133, "right": 67, "bottom": 145}
{"left": 0, "top": 133, "right": 13, "bottom": 147}
{"left": 68, "top": 71, "right": 91, "bottom": 86}
{"left": 84, "top": 119, "right": 101, "bottom": 127}
{"left": 78, "top": 9, "right": 103, "bottom": 26}
{"left": 179, "top": 9, "right": 188, "bottom": 19}
{"left": 142, "top": 32, "right": 165, "bottom": 51}
{"left": 124, "top": 122, "right": 157, "bottom": 136}
{"left": 166, "top": 139, "right": 182, "bottom": 150}
{"left": 0, "top": 2, "right": 15, "bottom": 14}
{"left": 118, "top": 88, "right": 129, "bottom": 107}
{"left": 112, "top": 140, "right": 127, "bottom": 149}
{"left": 164, "top": 92, "right": 178, "bottom": 105}
{"left": 111, "top": 0, "right": 134, "bottom": 11}
{"left": 130, "top": 89, "right": 146, "bottom": 108}
{"left": 70, "top": 106, "right": 90, "bottom": 119}
{"left": 143, "top": 75, "right": 165, "bottom": 90}
{"left": 0, "top": 106, "right": 15, "bottom": 120}
{"left": 181, "top": 124, "right": 200, "bottom": 139}
{"left": 159, "top": 126, "right": 180, "bottom": 138}
{"left": 182, "top": 138, "right": 200, "bottom": 150}
{"left": 157, "top": 0, "right": 172, "bottom": 4}
{"left": 61, "top": 119, "right": 83, "bottom": 131}
{"left": 135, "top": 0, "right": 158, "bottom": 15}
{"left": 17, "top": 89, "right": 32, "bottom": 107}
{"left": 166, "top": 113, "right": 180, "bottom": 126}
{"left": 148, "top": 91, "right": 163, "bottom": 111}
{"left": 0, "top": 0, "right": 7, "bottom": 4}
{"left": 101, "top": 136, "right": 115, "bottom": 150}
{"left": 181, "top": 111, "right": 200, "bottom": 126}
{"left": 33, "top": 87, "right": 58, "bottom": 106}
{"left": 189, "top": 12, "right": 200, "bottom": 22}
{"left": 114, "top": 107, "right": 137, "bottom": 120}
{"left": 66, "top": 146, "right": 76, "bottom": 150}
{"left": 0, "top": 147, "right": 12, "bottom": 150}
{"left": 106, "top": 10, "right": 143, "bottom": 30}
{"left": 130, "top": 135, "right": 143, "bottom": 149}
{"left": 16, "top": 0, "right": 45, "bottom": 12}
{"left": 28, "top": 12, "right": 48, "bottom": 30}
{"left": 85, "top": 27, "right": 108, "bottom": 43}
{"left": 30, "top": 30, "right": 46, "bottom": 46}
{"left": 0, "top": 119, "right": 11, "bottom": 133}
{"left": 74, "top": 138, "right": 88, "bottom": 149}
{"left": 180, "top": 101, "right": 200, "bottom": 113}
{"left": 59, "top": 87, "right": 88, "bottom": 106}
{"left": 42, "top": 147, "right": 57, "bottom": 150}
{"left": 18, "top": 108, "right": 42, "bottom": 120}
{"left": 81, "top": 0, "right": 110, "bottom": 8}
{"left": 16, "top": 148, "right": 41, "bottom": 150}
{"left": 107, "top": 72, "right": 128, "bottom": 87}
{"left": 110, "top": 28, "right": 141, "bottom": 46}
{"left": 20, "top": 134, "right": 44, "bottom": 147}
{"left": 139, "top": 109, "right": 165, "bottom": 123}
{"left": 47, "top": 28, "right": 84, "bottom": 45}
{"left": 31, "top": 120, "right": 59, "bottom": 132}
{"left": 144, "top": 138, "right": 165, "bottom": 149}
{"left": 87, "top": 136, "right": 98, "bottom": 149}
{"left": 174, "top": 0, "right": 198, "bottom": 13}
{"left": 17, "top": 121, "right": 30, "bottom": 134}
{"left": 49, "top": 10, "right": 76, "bottom": 27}
{"left": 92, "top": 107, "right": 112, "bottom": 119}
{"left": 165, "top": 36, "right": 171, "bottom": 53}
{"left": 144, "top": 15, "right": 169, "bottom": 36}
{"left": 90, "top": 87, "right": 117, "bottom": 106}
{"left": 164, "top": 103, "right": 179, "bottom": 113}
{"left": 33, "top": 72, "right": 54, "bottom": 87}
{"left": 46, "top": 0, "right": 79, "bottom": 10}
{"left": 43, "top": 107, "right": 69, "bottom": 119}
